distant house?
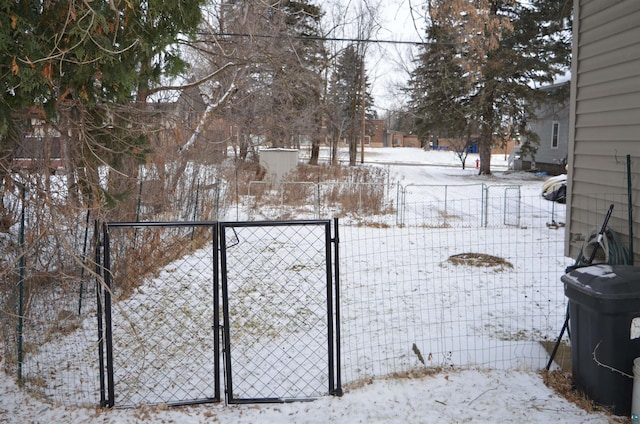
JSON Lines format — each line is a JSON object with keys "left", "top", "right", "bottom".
{"left": 492, "top": 137, "right": 518, "bottom": 157}
{"left": 386, "top": 130, "right": 420, "bottom": 148}
{"left": 366, "top": 119, "right": 386, "bottom": 147}
{"left": 11, "top": 108, "right": 65, "bottom": 171}
{"left": 566, "top": 0, "right": 640, "bottom": 265}
{"left": 152, "top": 86, "right": 229, "bottom": 160}
{"left": 429, "top": 137, "right": 474, "bottom": 152}
{"left": 316, "top": 116, "right": 427, "bottom": 150}
{"left": 515, "top": 82, "right": 570, "bottom": 175}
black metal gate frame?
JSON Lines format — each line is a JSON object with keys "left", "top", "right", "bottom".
{"left": 97, "top": 219, "right": 342, "bottom": 408}
{"left": 219, "top": 219, "right": 342, "bottom": 404}
{"left": 99, "top": 221, "right": 220, "bottom": 408}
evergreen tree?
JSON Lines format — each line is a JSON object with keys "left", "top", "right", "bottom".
{"left": 408, "top": 21, "right": 470, "bottom": 146}
{"left": 408, "top": 0, "right": 572, "bottom": 175}
{"left": 1, "top": 0, "right": 206, "bottom": 217}
{"left": 266, "top": 1, "right": 325, "bottom": 149}
{"left": 327, "top": 44, "right": 376, "bottom": 166}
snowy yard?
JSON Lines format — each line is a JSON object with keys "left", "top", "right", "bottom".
{"left": 0, "top": 148, "right": 618, "bottom": 423}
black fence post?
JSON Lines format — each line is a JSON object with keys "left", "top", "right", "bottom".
{"left": 213, "top": 223, "right": 220, "bottom": 401}
{"left": 102, "top": 223, "right": 115, "bottom": 407}
{"left": 95, "top": 220, "right": 106, "bottom": 407}
{"left": 78, "top": 210, "right": 91, "bottom": 315}
{"left": 332, "top": 218, "right": 342, "bottom": 396}
{"left": 326, "top": 220, "right": 335, "bottom": 396}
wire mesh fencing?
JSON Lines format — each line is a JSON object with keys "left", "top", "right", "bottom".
{"left": 396, "top": 183, "right": 523, "bottom": 227}
{"left": 219, "top": 221, "right": 339, "bottom": 403}
{"left": 337, "top": 215, "right": 570, "bottom": 385}
{"left": 336, "top": 190, "right": 635, "bottom": 387}
{"left": 246, "top": 181, "right": 393, "bottom": 221}
{"left": 0, "top": 268, "right": 101, "bottom": 407}
{"left": 4, "top": 175, "right": 636, "bottom": 408}
{"left": 0, "top": 188, "right": 100, "bottom": 407}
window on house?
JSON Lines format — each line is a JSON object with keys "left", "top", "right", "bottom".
{"left": 551, "top": 121, "right": 559, "bottom": 149}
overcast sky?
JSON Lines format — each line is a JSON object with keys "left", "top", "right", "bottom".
{"left": 332, "top": 0, "right": 427, "bottom": 114}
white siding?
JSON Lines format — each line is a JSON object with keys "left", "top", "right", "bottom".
{"left": 566, "top": 0, "right": 640, "bottom": 264}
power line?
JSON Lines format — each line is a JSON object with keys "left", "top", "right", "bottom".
{"left": 204, "top": 32, "right": 430, "bottom": 46}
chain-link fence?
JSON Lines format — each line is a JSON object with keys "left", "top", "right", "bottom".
{"left": 102, "top": 222, "right": 219, "bottom": 408}
{"left": 219, "top": 220, "right": 340, "bottom": 403}
{"left": 99, "top": 220, "right": 340, "bottom": 407}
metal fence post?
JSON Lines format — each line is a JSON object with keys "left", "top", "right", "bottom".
{"left": 102, "top": 223, "right": 115, "bottom": 407}
{"left": 16, "top": 186, "right": 26, "bottom": 382}
{"left": 332, "top": 218, "right": 343, "bottom": 396}
{"left": 482, "top": 184, "right": 489, "bottom": 227}
{"left": 316, "top": 182, "right": 321, "bottom": 219}
{"left": 213, "top": 223, "right": 221, "bottom": 401}
{"left": 78, "top": 210, "right": 91, "bottom": 315}
{"left": 444, "top": 185, "right": 449, "bottom": 223}
{"left": 95, "top": 220, "right": 106, "bottom": 407}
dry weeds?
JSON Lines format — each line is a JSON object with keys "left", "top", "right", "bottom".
{"left": 541, "top": 370, "right": 628, "bottom": 423}
{"left": 448, "top": 253, "right": 514, "bottom": 270}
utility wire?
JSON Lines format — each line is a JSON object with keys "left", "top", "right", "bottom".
{"left": 203, "top": 32, "right": 432, "bottom": 46}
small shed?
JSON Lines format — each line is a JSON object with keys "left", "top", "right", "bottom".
{"left": 259, "top": 148, "right": 299, "bottom": 181}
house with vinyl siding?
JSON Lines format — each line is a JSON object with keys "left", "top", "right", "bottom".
{"left": 518, "top": 82, "right": 570, "bottom": 175}
{"left": 566, "top": 0, "right": 640, "bottom": 265}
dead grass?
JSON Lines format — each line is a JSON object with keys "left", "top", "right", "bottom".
{"left": 246, "top": 163, "right": 392, "bottom": 216}
{"left": 343, "top": 366, "right": 446, "bottom": 392}
{"left": 540, "top": 339, "right": 627, "bottom": 422}
{"left": 447, "top": 253, "right": 514, "bottom": 270}
{"left": 109, "top": 227, "right": 211, "bottom": 300}
{"left": 541, "top": 370, "right": 628, "bottom": 423}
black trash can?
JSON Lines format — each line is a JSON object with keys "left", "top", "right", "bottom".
{"left": 562, "top": 265, "right": 640, "bottom": 416}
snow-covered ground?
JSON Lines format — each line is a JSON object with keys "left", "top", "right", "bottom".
{"left": 0, "top": 148, "right": 615, "bottom": 423}
{"left": 0, "top": 365, "right": 611, "bottom": 423}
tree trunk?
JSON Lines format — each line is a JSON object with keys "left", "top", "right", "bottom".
{"left": 349, "top": 137, "right": 357, "bottom": 166}
{"left": 331, "top": 131, "right": 341, "bottom": 166}
{"left": 478, "top": 134, "right": 492, "bottom": 175}
{"left": 309, "top": 138, "right": 319, "bottom": 165}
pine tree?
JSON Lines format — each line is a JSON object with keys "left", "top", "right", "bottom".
{"left": 408, "top": 0, "right": 572, "bottom": 175}
{"left": 408, "top": 20, "right": 470, "bottom": 144}
{"left": 1, "top": 0, "right": 206, "bottom": 217}
{"left": 327, "top": 44, "right": 376, "bottom": 166}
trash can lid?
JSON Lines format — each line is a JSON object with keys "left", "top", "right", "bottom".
{"left": 562, "top": 265, "right": 640, "bottom": 311}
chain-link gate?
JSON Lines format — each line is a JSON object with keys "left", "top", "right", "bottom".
{"left": 100, "top": 222, "right": 220, "bottom": 408}
{"left": 99, "top": 220, "right": 341, "bottom": 407}
{"left": 219, "top": 220, "right": 341, "bottom": 403}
